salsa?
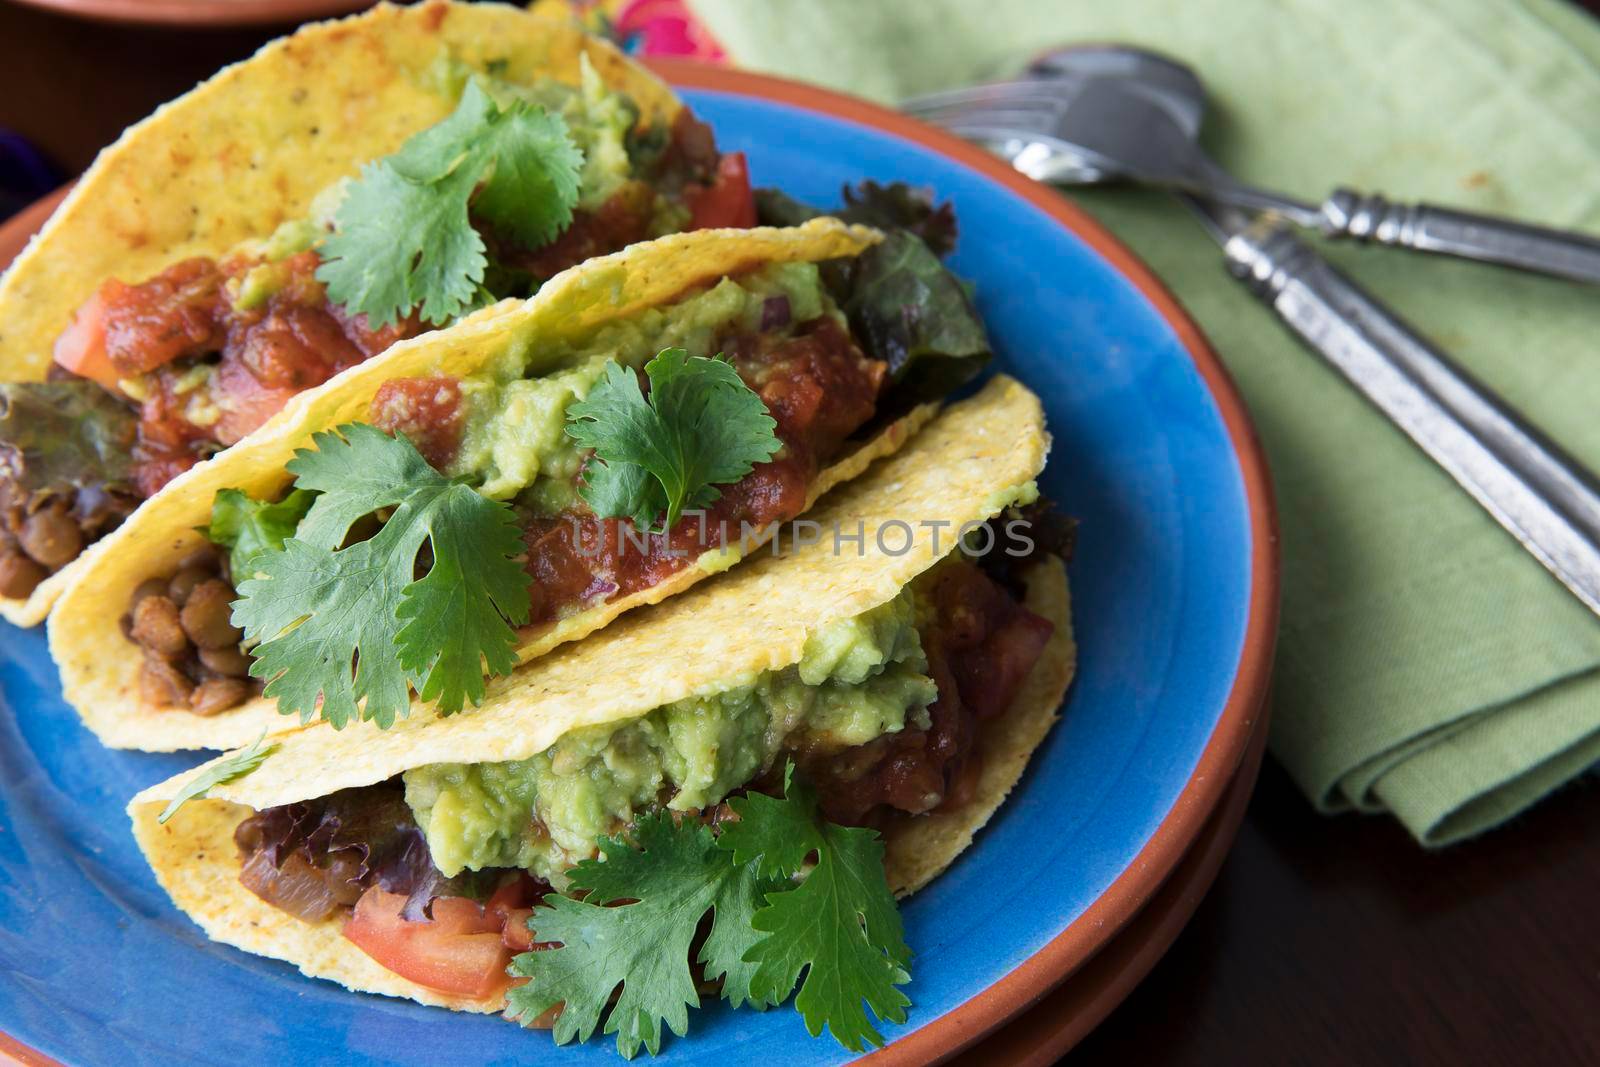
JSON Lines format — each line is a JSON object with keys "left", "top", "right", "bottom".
{"left": 370, "top": 376, "right": 467, "bottom": 471}
{"left": 57, "top": 251, "right": 419, "bottom": 499}
{"left": 371, "top": 314, "right": 885, "bottom": 626}
{"left": 804, "top": 560, "right": 1056, "bottom": 825}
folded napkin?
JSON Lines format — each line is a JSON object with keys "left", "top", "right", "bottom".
{"left": 685, "top": 0, "right": 1600, "bottom": 844}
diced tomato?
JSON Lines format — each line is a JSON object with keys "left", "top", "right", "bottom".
{"left": 490, "top": 181, "right": 657, "bottom": 282}
{"left": 483, "top": 878, "right": 555, "bottom": 953}
{"left": 333, "top": 300, "right": 423, "bottom": 359}
{"left": 663, "top": 110, "right": 721, "bottom": 179}
{"left": 738, "top": 318, "right": 885, "bottom": 452}
{"left": 209, "top": 357, "right": 303, "bottom": 447}
{"left": 343, "top": 888, "right": 512, "bottom": 1000}
{"left": 369, "top": 376, "right": 465, "bottom": 469}
{"left": 930, "top": 560, "right": 1016, "bottom": 652}
{"left": 685, "top": 153, "right": 756, "bottom": 230}
{"left": 100, "top": 258, "right": 227, "bottom": 377}
{"left": 951, "top": 608, "right": 1055, "bottom": 719}
{"left": 232, "top": 309, "right": 357, "bottom": 391}
{"left": 51, "top": 288, "right": 121, "bottom": 390}
{"left": 523, "top": 516, "right": 610, "bottom": 624}
{"left": 209, "top": 290, "right": 359, "bottom": 445}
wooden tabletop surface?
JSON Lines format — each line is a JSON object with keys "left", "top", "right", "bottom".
{"left": 1, "top": 2, "right": 1597, "bottom": 1064}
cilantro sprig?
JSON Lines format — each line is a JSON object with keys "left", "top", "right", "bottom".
{"left": 720, "top": 772, "right": 912, "bottom": 1049}
{"left": 157, "top": 730, "right": 277, "bottom": 824}
{"left": 317, "top": 80, "right": 584, "bottom": 328}
{"left": 232, "top": 424, "right": 531, "bottom": 729}
{"left": 506, "top": 812, "right": 777, "bottom": 1058}
{"left": 506, "top": 766, "right": 910, "bottom": 1057}
{"left": 565, "top": 348, "right": 781, "bottom": 534}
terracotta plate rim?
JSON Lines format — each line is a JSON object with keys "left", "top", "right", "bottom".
{"left": 4, "top": 0, "right": 371, "bottom": 29}
{"left": 964, "top": 689, "right": 1271, "bottom": 1065}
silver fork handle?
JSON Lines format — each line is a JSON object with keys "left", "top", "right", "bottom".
{"left": 1320, "top": 187, "right": 1600, "bottom": 286}
{"left": 1226, "top": 221, "right": 1600, "bottom": 617}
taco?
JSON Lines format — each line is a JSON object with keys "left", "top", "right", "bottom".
{"left": 0, "top": 0, "right": 755, "bottom": 625}
{"left": 50, "top": 214, "right": 994, "bottom": 750}
{"left": 129, "top": 376, "right": 1074, "bottom": 1055}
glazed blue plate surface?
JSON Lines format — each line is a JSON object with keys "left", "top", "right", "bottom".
{"left": 0, "top": 84, "right": 1258, "bottom": 1065}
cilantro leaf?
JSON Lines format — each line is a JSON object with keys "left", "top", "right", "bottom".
{"left": 505, "top": 812, "right": 781, "bottom": 1058}
{"left": 575, "top": 454, "right": 657, "bottom": 534}
{"left": 206, "top": 487, "right": 315, "bottom": 581}
{"left": 317, "top": 80, "right": 583, "bottom": 328}
{"left": 507, "top": 767, "right": 914, "bottom": 1057}
{"left": 565, "top": 348, "right": 781, "bottom": 533}
{"left": 470, "top": 104, "right": 585, "bottom": 249}
{"left": 231, "top": 424, "right": 530, "bottom": 729}
{"left": 157, "top": 730, "right": 276, "bottom": 824}
{"left": 720, "top": 768, "right": 911, "bottom": 1052}
{"left": 319, "top": 159, "right": 487, "bottom": 330}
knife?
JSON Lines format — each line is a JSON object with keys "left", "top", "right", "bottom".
{"left": 1185, "top": 193, "right": 1600, "bottom": 617}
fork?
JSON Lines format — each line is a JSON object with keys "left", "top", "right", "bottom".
{"left": 906, "top": 75, "right": 1600, "bottom": 620}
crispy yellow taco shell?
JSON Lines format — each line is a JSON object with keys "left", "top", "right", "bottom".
{"left": 129, "top": 374, "right": 1073, "bottom": 1013}
{"left": 0, "top": 0, "right": 678, "bottom": 627}
{"left": 50, "top": 219, "right": 939, "bottom": 752}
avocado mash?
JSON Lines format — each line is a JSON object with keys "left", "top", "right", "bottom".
{"left": 403, "top": 587, "right": 935, "bottom": 882}
{"left": 450, "top": 261, "right": 836, "bottom": 503}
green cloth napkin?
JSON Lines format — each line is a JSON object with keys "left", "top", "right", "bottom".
{"left": 687, "top": 0, "right": 1600, "bottom": 844}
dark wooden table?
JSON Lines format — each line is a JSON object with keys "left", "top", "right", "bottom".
{"left": 2, "top": 3, "right": 1597, "bottom": 1064}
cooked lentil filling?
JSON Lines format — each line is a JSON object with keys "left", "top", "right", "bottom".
{"left": 123, "top": 545, "right": 259, "bottom": 715}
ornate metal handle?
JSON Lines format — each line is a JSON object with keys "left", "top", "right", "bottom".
{"left": 1320, "top": 187, "right": 1600, "bottom": 286}
{"left": 1224, "top": 219, "right": 1600, "bottom": 618}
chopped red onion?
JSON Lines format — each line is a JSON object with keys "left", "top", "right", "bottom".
{"left": 760, "top": 295, "right": 792, "bottom": 331}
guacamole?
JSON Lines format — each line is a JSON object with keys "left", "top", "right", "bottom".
{"left": 403, "top": 588, "right": 935, "bottom": 882}
{"left": 450, "top": 261, "right": 836, "bottom": 503}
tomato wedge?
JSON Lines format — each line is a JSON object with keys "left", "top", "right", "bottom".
{"left": 51, "top": 287, "right": 122, "bottom": 391}
{"left": 686, "top": 152, "right": 757, "bottom": 230}
{"left": 343, "top": 888, "right": 512, "bottom": 1000}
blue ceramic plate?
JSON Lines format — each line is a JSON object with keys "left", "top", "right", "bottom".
{"left": 0, "top": 68, "right": 1275, "bottom": 1066}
